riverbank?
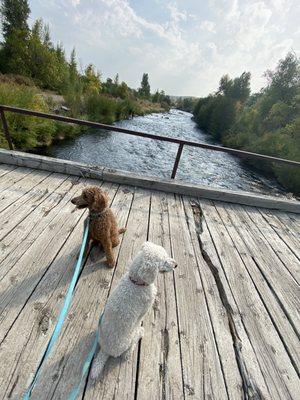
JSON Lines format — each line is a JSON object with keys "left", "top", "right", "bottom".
{"left": 0, "top": 78, "right": 169, "bottom": 150}
{"left": 192, "top": 54, "right": 300, "bottom": 195}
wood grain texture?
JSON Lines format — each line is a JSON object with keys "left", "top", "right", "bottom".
{"left": 0, "top": 166, "right": 299, "bottom": 400}
{"left": 201, "top": 199, "right": 299, "bottom": 399}
{"left": 215, "top": 202, "right": 300, "bottom": 374}
{"left": 0, "top": 169, "right": 51, "bottom": 214}
{"left": 29, "top": 183, "right": 125, "bottom": 400}
{"left": 182, "top": 196, "right": 243, "bottom": 399}
{"left": 221, "top": 202, "right": 300, "bottom": 333}
{"left": 258, "top": 208, "right": 300, "bottom": 261}
{"left": 245, "top": 205, "right": 300, "bottom": 283}
{"left": 0, "top": 177, "right": 79, "bottom": 278}
{"left": 0, "top": 178, "right": 87, "bottom": 343}
{"left": 137, "top": 191, "right": 184, "bottom": 400}
{"left": 0, "top": 180, "right": 108, "bottom": 399}
{"left": 168, "top": 194, "right": 228, "bottom": 399}
{"left": 0, "top": 166, "right": 32, "bottom": 191}
{"left": 82, "top": 188, "right": 151, "bottom": 400}
{"left": 197, "top": 201, "right": 272, "bottom": 399}
{"left": 0, "top": 172, "right": 67, "bottom": 241}
{"left": 0, "top": 163, "right": 17, "bottom": 178}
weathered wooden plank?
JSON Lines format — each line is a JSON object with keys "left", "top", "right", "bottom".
{"left": 137, "top": 191, "right": 184, "bottom": 400}
{"left": 103, "top": 169, "right": 300, "bottom": 213}
{"left": 0, "top": 148, "right": 105, "bottom": 178}
{"left": 259, "top": 208, "right": 300, "bottom": 260}
{"left": 0, "top": 179, "right": 89, "bottom": 343}
{"left": 0, "top": 168, "right": 51, "bottom": 214}
{"left": 0, "top": 163, "right": 17, "bottom": 178}
{"left": 201, "top": 199, "right": 300, "bottom": 399}
{"left": 0, "top": 166, "right": 33, "bottom": 191}
{"left": 167, "top": 194, "right": 228, "bottom": 399}
{"left": 244, "top": 205, "right": 300, "bottom": 283}
{"left": 0, "top": 211, "right": 87, "bottom": 399}
{"left": 0, "top": 149, "right": 299, "bottom": 213}
{"left": 0, "top": 181, "right": 111, "bottom": 399}
{"left": 196, "top": 200, "right": 272, "bottom": 399}
{"left": 273, "top": 212, "right": 300, "bottom": 235}
{"left": 182, "top": 196, "right": 243, "bottom": 399}
{"left": 0, "top": 177, "right": 80, "bottom": 279}
{"left": 0, "top": 173, "right": 68, "bottom": 241}
{"left": 222, "top": 202, "right": 300, "bottom": 333}
{"left": 26, "top": 185, "right": 135, "bottom": 399}
{"left": 82, "top": 189, "right": 151, "bottom": 400}
{"left": 215, "top": 201, "right": 300, "bottom": 373}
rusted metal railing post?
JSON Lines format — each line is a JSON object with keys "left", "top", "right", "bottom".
{"left": 0, "top": 107, "right": 14, "bottom": 150}
{"left": 171, "top": 143, "right": 184, "bottom": 179}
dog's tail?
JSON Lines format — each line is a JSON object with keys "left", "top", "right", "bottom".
{"left": 90, "top": 349, "right": 109, "bottom": 379}
{"left": 118, "top": 227, "right": 126, "bottom": 234}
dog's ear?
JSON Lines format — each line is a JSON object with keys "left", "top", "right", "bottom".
{"left": 92, "top": 188, "right": 108, "bottom": 210}
{"left": 138, "top": 261, "right": 157, "bottom": 284}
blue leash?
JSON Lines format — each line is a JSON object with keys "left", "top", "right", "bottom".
{"left": 69, "top": 313, "right": 103, "bottom": 400}
{"left": 23, "top": 218, "right": 92, "bottom": 399}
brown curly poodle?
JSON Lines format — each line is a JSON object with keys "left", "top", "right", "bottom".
{"left": 71, "top": 186, "right": 126, "bottom": 267}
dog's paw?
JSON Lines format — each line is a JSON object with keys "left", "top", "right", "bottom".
{"left": 90, "top": 358, "right": 102, "bottom": 380}
{"left": 138, "top": 327, "right": 144, "bottom": 338}
{"left": 121, "top": 348, "right": 133, "bottom": 361}
{"left": 106, "top": 259, "right": 115, "bottom": 268}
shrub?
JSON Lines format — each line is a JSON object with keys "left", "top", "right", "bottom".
{"left": 84, "top": 92, "right": 117, "bottom": 124}
{"left": 0, "top": 81, "right": 79, "bottom": 149}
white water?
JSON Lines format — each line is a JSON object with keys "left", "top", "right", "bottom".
{"left": 42, "top": 109, "right": 288, "bottom": 197}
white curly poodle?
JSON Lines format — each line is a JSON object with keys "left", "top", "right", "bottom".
{"left": 90, "top": 241, "right": 177, "bottom": 379}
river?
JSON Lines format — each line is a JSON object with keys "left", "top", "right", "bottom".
{"left": 41, "top": 109, "right": 288, "bottom": 197}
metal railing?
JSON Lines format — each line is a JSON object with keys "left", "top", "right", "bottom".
{"left": 0, "top": 104, "right": 299, "bottom": 179}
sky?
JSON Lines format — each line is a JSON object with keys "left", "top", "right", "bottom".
{"left": 29, "top": 0, "right": 300, "bottom": 96}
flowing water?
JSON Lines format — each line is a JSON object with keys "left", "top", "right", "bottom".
{"left": 41, "top": 109, "right": 288, "bottom": 197}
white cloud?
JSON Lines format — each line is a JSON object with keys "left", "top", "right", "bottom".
{"left": 200, "top": 20, "right": 216, "bottom": 33}
{"left": 70, "top": 0, "right": 80, "bottom": 6}
{"left": 30, "top": 0, "right": 299, "bottom": 96}
{"left": 166, "top": 2, "right": 188, "bottom": 22}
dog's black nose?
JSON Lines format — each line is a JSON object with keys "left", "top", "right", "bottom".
{"left": 71, "top": 199, "right": 75, "bottom": 204}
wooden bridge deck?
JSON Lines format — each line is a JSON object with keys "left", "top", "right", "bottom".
{"left": 0, "top": 163, "right": 299, "bottom": 400}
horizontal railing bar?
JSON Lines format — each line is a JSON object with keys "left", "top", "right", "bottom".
{"left": 0, "top": 104, "right": 299, "bottom": 168}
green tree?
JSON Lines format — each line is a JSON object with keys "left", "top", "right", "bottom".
{"left": 0, "top": 0, "right": 31, "bottom": 74}
{"left": 139, "top": 73, "right": 150, "bottom": 98}
{"left": 230, "top": 72, "right": 251, "bottom": 102}
{"left": 83, "top": 64, "right": 101, "bottom": 94}
{"left": 27, "top": 18, "right": 69, "bottom": 91}
{"left": 218, "top": 74, "right": 232, "bottom": 96}
{"left": 114, "top": 73, "right": 119, "bottom": 86}
{"left": 1, "top": 0, "right": 30, "bottom": 39}
{"left": 118, "top": 81, "right": 130, "bottom": 99}
{"left": 218, "top": 72, "right": 251, "bottom": 102}
{"left": 152, "top": 90, "right": 160, "bottom": 103}
{"left": 264, "top": 52, "right": 300, "bottom": 103}
{"left": 69, "top": 48, "right": 78, "bottom": 84}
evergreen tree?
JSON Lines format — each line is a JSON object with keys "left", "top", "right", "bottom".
{"left": 1, "top": 0, "right": 30, "bottom": 39}
{"left": 139, "top": 73, "right": 150, "bottom": 98}
{"left": 114, "top": 73, "right": 119, "bottom": 86}
{"left": 69, "top": 48, "right": 78, "bottom": 83}
{"left": 0, "top": 0, "right": 31, "bottom": 74}
{"left": 43, "top": 24, "right": 52, "bottom": 49}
